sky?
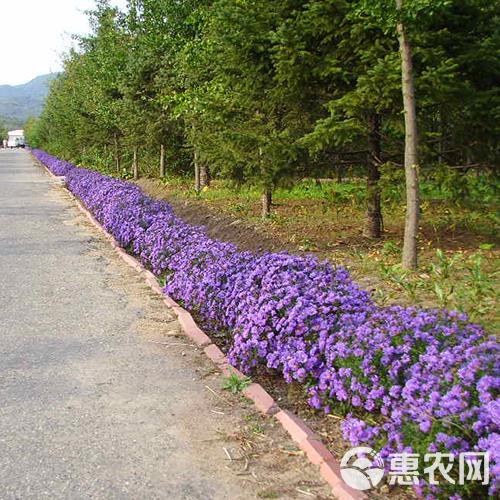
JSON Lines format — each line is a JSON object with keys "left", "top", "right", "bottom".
{"left": 0, "top": 0, "right": 127, "bottom": 86}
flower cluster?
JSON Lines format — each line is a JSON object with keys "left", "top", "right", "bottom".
{"left": 32, "top": 149, "right": 499, "bottom": 497}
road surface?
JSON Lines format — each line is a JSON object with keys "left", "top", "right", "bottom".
{"left": 0, "top": 150, "right": 330, "bottom": 499}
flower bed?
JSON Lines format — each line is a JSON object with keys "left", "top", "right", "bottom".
{"left": 32, "top": 149, "right": 75, "bottom": 176}
{"left": 32, "top": 149, "right": 499, "bottom": 497}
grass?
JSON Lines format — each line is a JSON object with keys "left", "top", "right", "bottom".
{"left": 141, "top": 174, "right": 499, "bottom": 334}
{"left": 352, "top": 244, "right": 498, "bottom": 328}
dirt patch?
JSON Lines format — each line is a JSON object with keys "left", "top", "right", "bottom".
{"left": 137, "top": 178, "right": 292, "bottom": 254}
{"left": 136, "top": 178, "right": 498, "bottom": 259}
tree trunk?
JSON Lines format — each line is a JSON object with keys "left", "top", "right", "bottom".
{"left": 132, "top": 146, "right": 138, "bottom": 180}
{"left": 261, "top": 187, "right": 272, "bottom": 218}
{"left": 114, "top": 134, "right": 121, "bottom": 173}
{"left": 159, "top": 143, "right": 166, "bottom": 177}
{"left": 194, "top": 150, "right": 201, "bottom": 192}
{"left": 363, "top": 114, "right": 383, "bottom": 238}
{"left": 258, "top": 145, "right": 272, "bottom": 218}
{"left": 200, "top": 164, "right": 211, "bottom": 188}
{"left": 438, "top": 110, "right": 444, "bottom": 164}
{"left": 397, "top": 0, "right": 420, "bottom": 270}
{"left": 336, "top": 165, "right": 343, "bottom": 184}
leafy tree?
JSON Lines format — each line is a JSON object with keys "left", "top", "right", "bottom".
{"left": 177, "top": 0, "right": 329, "bottom": 216}
{"left": 282, "top": 0, "right": 401, "bottom": 237}
{"left": 0, "top": 121, "right": 7, "bottom": 143}
{"left": 24, "top": 117, "right": 40, "bottom": 147}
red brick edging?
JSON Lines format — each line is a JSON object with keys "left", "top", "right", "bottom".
{"left": 36, "top": 159, "right": 365, "bottom": 500}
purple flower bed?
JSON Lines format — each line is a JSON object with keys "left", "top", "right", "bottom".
{"left": 32, "top": 149, "right": 499, "bottom": 497}
{"left": 32, "top": 149, "right": 75, "bottom": 176}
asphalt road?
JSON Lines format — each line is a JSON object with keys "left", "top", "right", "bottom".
{"left": 0, "top": 149, "right": 282, "bottom": 499}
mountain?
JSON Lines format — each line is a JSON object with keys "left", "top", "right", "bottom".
{"left": 0, "top": 74, "right": 57, "bottom": 128}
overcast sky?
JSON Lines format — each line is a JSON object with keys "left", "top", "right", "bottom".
{"left": 0, "top": 0, "right": 127, "bottom": 86}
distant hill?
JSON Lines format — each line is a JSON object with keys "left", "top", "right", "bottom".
{"left": 0, "top": 74, "right": 57, "bottom": 128}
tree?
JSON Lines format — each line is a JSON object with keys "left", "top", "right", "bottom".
{"left": 287, "top": 0, "right": 401, "bottom": 238}
{"left": 23, "top": 117, "right": 40, "bottom": 147}
{"left": 176, "top": 0, "right": 329, "bottom": 216}
{"left": 396, "top": 0, "right": 420, "bottom": 269}
{"left": 0, "top": 121, "right": 7, "bottom": 143}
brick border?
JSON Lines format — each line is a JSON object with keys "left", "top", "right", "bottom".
{"left": 35, "top": 157, "right": 365, "bottom": 500}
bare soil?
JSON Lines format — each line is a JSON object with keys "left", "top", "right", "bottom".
{"left": 139, "top": 179, "right": 291, "bottom": 254}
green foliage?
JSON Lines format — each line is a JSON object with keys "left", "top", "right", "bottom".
{"left": 29, "top": 0, "right": 498, "bottom": 234}
{"left": 24, "top": 117, "right": 40, "bottom": 147}
{"left": 373, "top": 247, "right": 499, "bottom": 329}
{"left": 222, "top": 373, "right": 252, "bottom": 394}
{"left": 0, "top": 120, "right": 7, "bottom": 141}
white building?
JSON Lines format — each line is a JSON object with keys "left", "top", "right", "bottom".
{"left": 7, "top": 130, "right": 25, "bottom": 148}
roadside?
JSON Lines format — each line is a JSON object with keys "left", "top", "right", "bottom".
{"left": 0, "top": 150, "right": 332, "bottom": 499}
